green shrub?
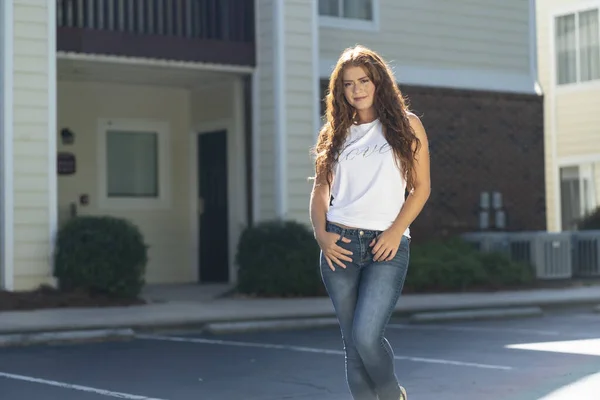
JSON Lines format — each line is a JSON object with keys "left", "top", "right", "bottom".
{"left": 578, "top": 207, "right": 600, "bottom": 230}
{"left": 235, "top": 223, "right": 536, "bottom": 297}
{"left": 53, "top": 216, "right": 149, "bottom": 299}
{"left": 235, "top": 219, "right": 322, "bottom": 297}
{"left": 478, "top": 251, "right": 534, "bottom": 288}
{"left": 405, "top": 237, "right": 535, "bottom": 293}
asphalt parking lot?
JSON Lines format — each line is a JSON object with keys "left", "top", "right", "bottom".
{"left": 1, "top": 309, "right": 600, "bottom": 400}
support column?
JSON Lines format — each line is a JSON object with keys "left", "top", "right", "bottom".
{"left": 9, "top": 0, "right": 57, "bottom": 290}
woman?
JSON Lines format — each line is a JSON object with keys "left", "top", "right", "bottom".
{"left": 309, "top": 45, "right": 431, "bottom": 400}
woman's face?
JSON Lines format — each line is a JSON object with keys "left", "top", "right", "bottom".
{"left": 342, "top": 65, "right": 375, "bottom": 112}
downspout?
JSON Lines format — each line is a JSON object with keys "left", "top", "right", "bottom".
{"left": 529, "top": 0, "right": 541, "bottom": 94}
{"left": 0, "top": 0, "right": 14, "bottom": 290}
{"left": 273, "top": 0, "right": 287, "bottom": 219}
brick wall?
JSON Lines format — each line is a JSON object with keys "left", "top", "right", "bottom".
{"left": 318, "top": 82, "right": 546, "bottom": 240}
{"left": 401, "top": 84, "right": 546, "bottom": 240}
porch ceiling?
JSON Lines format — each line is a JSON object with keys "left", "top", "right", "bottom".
{"left": 57, "top": 57, "right": 239, "bottom": 89}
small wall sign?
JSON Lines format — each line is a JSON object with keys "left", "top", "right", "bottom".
{"left": 57, "top": 152, "right": 76, "bottom": 175}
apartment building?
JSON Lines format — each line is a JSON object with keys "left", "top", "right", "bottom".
{"left": 537, "top": 0, "right": 600, "bottom": 231}
{"left": 0, "top": 0, "right": 542, "bottom": 291}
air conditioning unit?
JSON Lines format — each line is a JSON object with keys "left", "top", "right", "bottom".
{"left": 571, "top": 231, "right": 600, "bottom": 278}
{"left": 508, "top": 232, "right": 572, "bottom": 279}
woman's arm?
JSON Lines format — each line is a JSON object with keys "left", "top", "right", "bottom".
{"left": 371, "top": 113, "right": 431, "bottom": 261}
{"left": 389, "top": 113, "right": 431, "bottom": 236}
{"left": 309, "top": 176, "right": 331, "bottom": 240}
{"left": 310, "top": 173, "right": 353, "bottom": 270}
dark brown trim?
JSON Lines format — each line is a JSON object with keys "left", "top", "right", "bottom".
{"left": 57, "top": 27, "right": 255, "bottom": 66}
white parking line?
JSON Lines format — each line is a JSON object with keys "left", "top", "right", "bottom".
{"left": 506, "top": 338, "right": 600, "bottom": 357}
{"left": 136, "top": 334, "right": 513, "bottom": 371}
{"left": 388, "top": 323, "right": 562, "bottom": 336}
{"left": 0, "top": 371, "right": 167, "bottom": 400}
{"left": 537, "top": 371, "right": 600, "bottom": 399}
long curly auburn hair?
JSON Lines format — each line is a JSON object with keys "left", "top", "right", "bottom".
{"left": 312, "top": 45, "right": 421, "bottom": 191}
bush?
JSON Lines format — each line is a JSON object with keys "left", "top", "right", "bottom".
{"left": 53, "top": 216, "right": 149, "bottom": 299}
{"left": 478, "top": 251, "right": 534, "bottom": 288}
{"left": 578, "top": 207, "right": 600, "bottom": 230}
{"left": 234, "top": 222, "right": 536, "bottom": 297}
{"left": 405, "top": 237, "right": 534, "bottom": 293}
{"left": 235, "top": 219, "right": 322, "bottom": 297}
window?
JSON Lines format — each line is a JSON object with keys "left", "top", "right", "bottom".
{"left": 106, "top": 130, "right": 158, "bottom": 198}
{"left": 319, "top": 0, "right": 378, "bottom": 30}
{"left": 98, "top": 119, "right": 170, "bottom": 209}
{"left": 320, "top": 0, "right": 373, "bottom": 20}
{"left": 555, "top": 8, "right": 600, "bottom": 85}
{"left": 560, "top": 164, "right": 597, "bottom": 230}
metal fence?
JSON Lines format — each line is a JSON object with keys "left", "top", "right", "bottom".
{"left": 461, "top": 230, "right": 600, "bottom": 280}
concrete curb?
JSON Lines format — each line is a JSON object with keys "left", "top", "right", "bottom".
{"left": 0, "top": 328, "right": 135, "bottom": 347}
{"left": 204, "top": 317, "right": 340, "bottom": 334}
{"left": 205, "top": 307, "right": 546, "bottom": 334}
{"left": 0, "top": 305, "right": 550, "bottom": 347}
{"left": 409, "top": 306, "right": 544, "bottom": 323}
{"left": 0, "top": 294, "right": 596, "bottom": 346}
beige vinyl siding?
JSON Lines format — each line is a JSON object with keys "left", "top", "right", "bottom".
{"left": 536, "top": 0, "right": 600, "bottom": 231}
{"left": 596, "top": 162, "right": 600, "bottom": 205}
{"left": 555, "top": 91, "right": 600, "bottom": 158}
{"left": 12, "top": 0, "right": 53, "bottom": 290}
{"left": 284, "top": 0, "right": 315, "bottom": 224}
{"left": 536, "top": 0, "right": 563, "bottom": 92}
{"left": 256, "top": 0, "right": 277, "bottom": 220}
{"left": 555, "top": 90, "right": 600, "bottom": 226}
{"left": 537, "top": 0, "right": 561, "bottom": 231}
{"left": 320, "top": 0, "right": 531, "bottom": 78}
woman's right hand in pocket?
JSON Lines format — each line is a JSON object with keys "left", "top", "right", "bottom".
{"left": 316, "top": 231, "right": 353, "bottom": 271}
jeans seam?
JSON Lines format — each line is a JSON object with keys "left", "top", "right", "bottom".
{"left": 378, "top": 282, "right": 402, "bottom": 349}
{"left": 376, "top": 250, "right": 408, "bottom": 353}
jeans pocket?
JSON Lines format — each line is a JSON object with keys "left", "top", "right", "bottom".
{"left": 325, "top": 222, "right": 346, "bottom": 241}
{"left": 395, "top": 235, "right": 410, "bottom": 256}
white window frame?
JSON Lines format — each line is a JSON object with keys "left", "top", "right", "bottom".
{"left": 97, "top": 118, "right": 171, "bottom": 210}
{"left": 318, "top": 0, "right": 380, "bottom": 32}
{"left": 551, "top": 3, "right": 600, "bottom": 90}
{"left": 558, "top": 158, "right": 599, "bottom": 229}
{"left": 561, "top": 164, "right": 596, "bottom": 211}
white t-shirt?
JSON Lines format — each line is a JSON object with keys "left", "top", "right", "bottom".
{"left": 326, "top": 118, "right": 410, "bottom": 237}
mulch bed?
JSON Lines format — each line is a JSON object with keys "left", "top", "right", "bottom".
{"left": 0, "top": 285, "right": 146, "bottom": 312}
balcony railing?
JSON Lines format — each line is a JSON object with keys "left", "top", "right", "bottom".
{"left": 57, "top": 0, "right": 255, "bottom": 66}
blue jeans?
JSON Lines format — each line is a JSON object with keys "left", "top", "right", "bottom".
{"left": 320, "top": 221, "right": 410, "bottom": 400}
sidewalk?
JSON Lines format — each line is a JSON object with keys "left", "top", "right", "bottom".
{"left": 1, "top": 286, "right": 600, "bottom": 337}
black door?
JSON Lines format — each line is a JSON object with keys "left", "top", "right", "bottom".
{"left": 198, "top": 131, "right": 229, "bottom": 282}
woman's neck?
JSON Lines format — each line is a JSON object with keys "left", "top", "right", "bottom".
{"left": 356, "top": 108, "right": 377, "bottom": 124}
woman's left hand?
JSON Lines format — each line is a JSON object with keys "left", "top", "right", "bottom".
{"left": 369, "top": 228, "right": 403, "bottom": 262}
